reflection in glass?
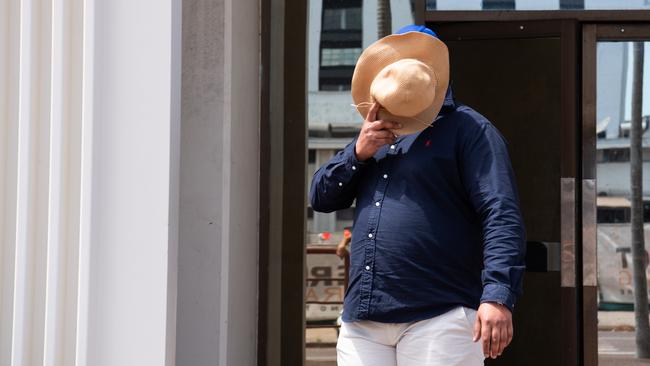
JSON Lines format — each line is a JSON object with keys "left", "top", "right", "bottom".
{"left": 318, "top": 0, "right": 363, "bottom": 91}
{"left": 305, "top": 0, "right": 416, "bottom": 358}
{"left": 596, "top": 42, "right": 650, "bottom": 362}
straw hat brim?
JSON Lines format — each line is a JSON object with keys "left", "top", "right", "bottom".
{"left": 351, "top": 32, "right": 449, "bottom": 136}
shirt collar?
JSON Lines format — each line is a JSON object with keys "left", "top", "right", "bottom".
{"left": 439, "top": 83, "right": 456, "bottom": 115}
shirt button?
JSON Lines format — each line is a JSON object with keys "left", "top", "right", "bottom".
{"left": 383, "top": 174, "right": 388, "bottom": 179}
{"left": 365, "top": 265, "right": 370, "bottom": 271}
{"left": 352, "top": 165, "right": 357, "bottom": 171}
{"left": 368, "top": 233, "right": 373, "bottom": 238}
{"left": 390, "top": 145, "right": 395, "bottom": 150}
{"left": 338, "top": 182, "right": 343, "bottom": 187}
{"left": 375, "top": 202, "right": 380, "bottom": 207}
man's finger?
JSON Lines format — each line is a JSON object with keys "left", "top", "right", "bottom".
{"left": 481, "top": 323, "right": 492, "bottom": 357}
{"left": 498, "top": 325, "right": 508, "bottom": 355}
{"left": 369, "top": 119, "right": 402, "bottom": 131}
{"left": 372, "top": 138, "right": 396, "bottom": 148}
{"left": 369, "top": 129, "right": 396, "bottom": 140}
{"left": 473, "top": 314, "right": 481, "bottom": 342}
{"left": 507, "top": 323, "right": 514, "bottom": 345}
{"left": 491, "top": 327, "right": 500, "bottom": 359}
{"left": 366, "top": 102, "right": 380, "bottom": 122}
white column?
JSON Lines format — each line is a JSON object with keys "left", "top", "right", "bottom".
{"left": 176, "top": 0, "right": 260, "bottom": 364}
{"left": 74, "top": 0, "right": 96, "bottom": 363}
{"left": 78, "top": 0, "right": 181, "bottom": 365}
{"left": 12, "top": 0, "right": 52, "bottom": 364}
{"left": 0, "top": 1, "right": 21, "bottom": 365}
{"left": 0, "top": 0, "right": 209, "bottom": 366}
{"left": 0, "top": 0, "right": 181, "bottom": 365}
{"left": 43, "top": 0, "right": 83, "bottom": 365}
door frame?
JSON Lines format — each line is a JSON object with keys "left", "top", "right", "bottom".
{"left": 259, "top": 0, "right": 308, "bottom": 365}
{"left": 582, "top": 23, "right": 650, "bottom": 366}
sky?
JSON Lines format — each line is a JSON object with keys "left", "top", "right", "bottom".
{"left": 623, "top": 42, "right": 650, "bottom": 121}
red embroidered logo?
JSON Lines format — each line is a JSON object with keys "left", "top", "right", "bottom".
{"left": 425, "top": 139, "right": 432, "bottom": 147}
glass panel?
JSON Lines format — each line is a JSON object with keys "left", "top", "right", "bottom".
{"left": 322, "top": 7, "right": 362, "bottom": 30}
{"left": 595, "top": 41, "right": 650, "bottom": 363}
{"left": 427, "top": 0, "right": 650, "bottom": 11}
{"left": 306, "top": 0, "right": 417, "bottom": 363}
{"left": 320, "top": 47, "right": 362, "bottom": 67}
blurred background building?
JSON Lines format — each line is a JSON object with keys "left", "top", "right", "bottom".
{"left": 307, "top": 0, "right": 415, "bottom": 233}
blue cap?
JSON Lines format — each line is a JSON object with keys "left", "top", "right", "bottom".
{"left": 395, "top": 24, "right": 438, "bottom": 38}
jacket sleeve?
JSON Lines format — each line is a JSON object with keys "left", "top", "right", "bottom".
{"left": 460, "top": 120, "right": 526, "bottom": 312}
{"left": 309, "top": 138, "right": 367, "bottom": 213}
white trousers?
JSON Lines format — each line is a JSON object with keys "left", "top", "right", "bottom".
{"left": 337, "top": 306, "right": 485, "bottom": 366}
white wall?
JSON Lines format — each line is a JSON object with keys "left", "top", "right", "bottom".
{"left": 597, "top": 162, "right": 650, "bottom": 196}
{"left": 308, "top": 0, "right": 414, "bottom": 129}
{"left": 0, "top": 0, "right": 182, "bottom": 365}
{"left": 309, "top": 91, "right": 361, "bottom": 127}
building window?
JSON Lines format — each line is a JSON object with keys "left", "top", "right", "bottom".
{"left": 559, "top": 0, "right": 584, "bottom": 10}
{"left": 319, "top": 0, "right": 362, "bottom": 91}
{"left": 321, "top": 48, "right": 362, "bottom": 67}
{"left": 597, "top": 147, "right": 650, "bottom": 163}
{"left": 601, "top": 148, "right": 630, "bottom": 163}
{"left": 308, "top": 149, "right": 316, "bottom": 164}
{"left": 597, "top": 207, "right": 629, "bottom": 224}
{"left": 482, "top": 0, "right": 514, "bottom": 10}
{"left": 596, "top": 202, "right": 650, "bottom": 223}
{"left": 322, "top": 6, "right": 361, "bottom": 31}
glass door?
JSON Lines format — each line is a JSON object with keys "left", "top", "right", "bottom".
{"left": 582, "top": 24, "right": 650, "bottom": 366}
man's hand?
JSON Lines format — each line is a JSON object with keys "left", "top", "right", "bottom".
{"left": 355, "top": 102, "right": 401, "bottom": 161}
{"left": 473, "top": 302, "right": 513, "bottom": 359}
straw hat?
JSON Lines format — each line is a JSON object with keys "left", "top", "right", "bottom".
{"left": 351, "top": 31, "right": 449, "bottom": 135}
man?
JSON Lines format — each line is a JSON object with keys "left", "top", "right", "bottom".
{"left": 309, "top": 25, "right": 526, "bottom": 366}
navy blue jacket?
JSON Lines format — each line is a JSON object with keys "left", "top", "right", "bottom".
{"left": 309, "top": 87, "right": 526, "bottom": 323}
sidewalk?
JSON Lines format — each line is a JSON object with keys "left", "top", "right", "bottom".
{"left": 599, "top": 311, "right": 650, "bottom": 331}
